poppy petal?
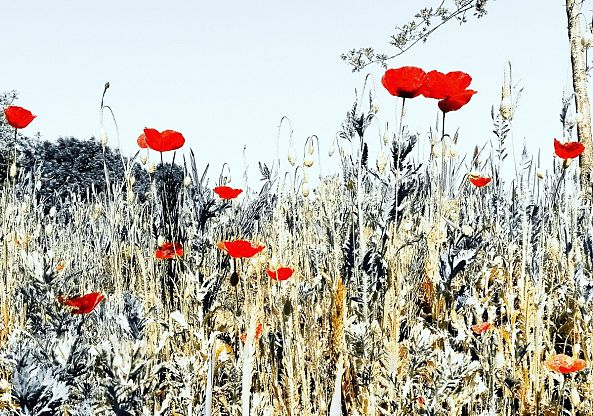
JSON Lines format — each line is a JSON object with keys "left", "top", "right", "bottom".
{"left": 381, "top": 66, "right": 427, "bottom": 99}
{"left": 4, "top": 106, "right": 36, "bottom": 129}
{"left": 143, "top": 128, "right": 185, "bottom": 152}
{"left": 213, "top": 186, "right": 243, "bottom": 200}
{"left": 266, "top": 267, "right": 294, "bottom": 281}
{"left": 218, "top": 240, "right": 265, "bottom": 258}
{"left": 554, "top": 138, "right": 585, "bottom": 159}
{"left": 156, "top": 242, "right": 184, "bottom": 259}
{"left": 438, "top": 90, "right": 477, "bottom": 113}
{"left": 468, "top": 175, "right": 491, "bottom": 187}
{"left": 137, "top": 133, "right": 148, "bottom": 148}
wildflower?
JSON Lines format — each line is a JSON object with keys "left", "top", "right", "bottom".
{"left": 155, "top": 242, "right": 183, "bottom": 259}
{"left": 143, "top": 128, "right": 185, "bottom": 152}
{"left": 381, "top": 66, "right": 427, "bottom": 98}
{"left": 266, "top": 267, "right": 294, "bottom": 281}
{"left": 213, "top": 186, "right": 243, "bottom": 200}
{"left": 544, "top": 353, "right": 586, "bottom": 374}
{"left": 56, "top": 261, "right": 65, "bottom": 273}
{"left": 3, "top": 105, "right": 36, "bottom": 129}
{"left": 422, "top": 70, "right": 477, "bottom": 112}
{"left": 438, "top": 90, "right": 478, "bottom": 113}
{"left": 554, "top": 138, "right": 585, "bottom": 159}
{"left": 240, "top": 323, "right": 263, "bottom": 343}
{"left": 471, "top": 321, "right": 493, "bottom": 335}
{"left": 57, "top": 292, "right": 105, "bottom": 314}
{"left": 217, "top": 240, "right": 265, "bottom": 258}
{"left": 468, "top": 174, "right": 491, "bottom": 187}
{"left": 137, "top": 133, "right": 148, "bottom": 148}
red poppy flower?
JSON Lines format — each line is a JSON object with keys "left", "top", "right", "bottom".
{"left": 217, "top": 240, "right": 265, "bottom": 258}
{"left": 4, "top": 106, "right": 36, "bottom": 129}
{"left": 143, "top": 128, "right": 185, "bottom": 152}
{"left": 438, "top": 90, "right": 477, "bottom": 113}
{"left": 468, "top": 174, "right": 491, "bottom": 188}
{"left": 422, "top": 71, "right": 473, "bottom": 99}
{"left": 155, "top": 242, "right": 184, "bottom": 259}
{"left": 57, "top": 292, "right": 105, "bottom": 314}
{"left": 554, "top": 138, "right": 585, "bottom": 159}
{"left": 471, "top": 322, "right": 492, "bottom": 335}
{"left": 213, "top": 186, "right": 243, "bottom": 200}
{"left": 137, "top": 133, "right": 148, "bottom": 148}
{"left": 240, "top": 323, "right": 263, "bottom": 343}
{"left": 381, "top": 66, "right": 427, "bottom": 99}
{"left": 544, "top": 354, "right": 586, "bottom": 374}
{"left": 266, "top": 267, "right": 294, "bottom": 281}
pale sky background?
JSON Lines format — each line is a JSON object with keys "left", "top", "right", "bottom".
{"left": 0, "top": 0, "right": 578, "bottom": 186}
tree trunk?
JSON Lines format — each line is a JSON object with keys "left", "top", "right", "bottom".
{"left": 566, "top": 0, "right": 593, "bottom": 200}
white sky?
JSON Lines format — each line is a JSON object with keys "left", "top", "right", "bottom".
{"left": 0, "top": 0, "right": 578, "bottom": 185}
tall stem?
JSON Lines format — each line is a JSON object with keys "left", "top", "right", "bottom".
{"left": 566, "top": 0, "right": 593, "bottom": 200}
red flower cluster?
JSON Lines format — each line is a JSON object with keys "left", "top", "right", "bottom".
{"left": 214, "top": 186, "right": 243, "bottom": 200}
{"left": 471, "top": 321, "right": 493, "bottom": 335}
{"left": 217, "top": 240, "right": 265, "bottom": 259}
{"left": 57, "top": 292, "right": 105, "bottom": 315}
{"left": 240, "top": 323, "right": 263, "bottom": 343}
{"left": 381, "top": 67, "right": 477, "bottom": 112}
{"left": 3, "top": 105, "right": 36, "bottom": 129}
{"left": 266, "top": 267, "right": 294, "bottom": 281}
{"left": 155, "top": 242, "right": 184, "bottom": 259}
{"left": 544, "top": 353, "right": 586, "bottom": 374}
{"left": 554, "top": 138, "right": 585, "bottom": 160}
{"left": 468, "top": 174, "right": 491, "bottom": 188}
{"left": 142, "top": 128, "right": 185, "bottom": 152}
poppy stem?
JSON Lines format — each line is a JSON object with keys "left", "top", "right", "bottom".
{"left": 555, "top": 376, "right": 566, "bottom": 416}
{"left": 398, "top": 98, "right": 406, "bottom": 140}
{"left": 441, "top": 111, "right": 447, "bottom": 193}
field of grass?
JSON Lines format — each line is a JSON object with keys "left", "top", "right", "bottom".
{"left": 1, "top": 87, "right": 593, "bottom": 416}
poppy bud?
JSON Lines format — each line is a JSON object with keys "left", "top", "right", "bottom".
{"left": 449, "top": 144, "right": 459, "bottom": 158}
{"left": 140, "top": 154, "right": 148, "bottom": 165}
{"left": 302, "top": 182, "right": 310, "bottom": 197}
{"left": 288, "top": 151, "right": 296, "bottom": 166}
{"left": 371, "top": 103, "right": 380, "bottom": 114}
{"left": 376, "top": 151, "right": 388, "bottom": 173}
{"left": 303, "top": 157, "right": 314, "bottom": 168}
{"left": 328, "top": 139, "right": 336, "bottom": 157}
{"left": 9, "top": 162, "right": 17, "bottom": 178}
{"left": 306, "top": 140, "right": 315, "bottom": 156}
{"left": 230, "top": 271, "right": 239, "bottom": 286}
{"left": 499, "top": 95, "right": 513, "bottom": 121}
{"left": 582, "top": 31, "right": 593, "bottom": 48}
{"left": 148, "top": 162, "right": 156, "bottom": 174}
{"left": 35, "top": 180, "right": 42, "bottom": 191}
{"left": 183, "top": 176, "right": 192, "bottom": 187}
{"left": 157, "top": 235, "right": 166, "bottom": 247}
{"left": 536, "top": 168, "right": 545, "bottom": 179}
{"left": 100, "top": 128, "right": 108, "bottom": 146}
